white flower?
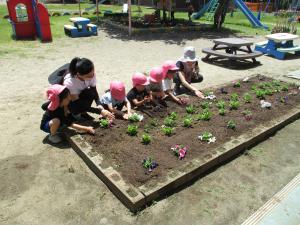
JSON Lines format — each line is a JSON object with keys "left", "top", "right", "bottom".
{"left": 243, "top": 77, "right": 250, "bottom": 82}
{"left": 205, "top": 94, "right": 216, "bottom": 100}
{"left": 208, "top": 137, "right": 216, "bottom": 144}
{"left": 260, "top": 100, "right": 272, "bottom": 108}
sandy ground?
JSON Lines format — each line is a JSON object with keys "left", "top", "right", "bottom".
{"left": 0, "top": 28, "right": 300, "bottom": 225}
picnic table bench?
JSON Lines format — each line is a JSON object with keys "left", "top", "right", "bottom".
{"left": 255, "top": 33, "right": 300, "bottom": 60}
{"left": 202, "top": 38, "right": 263, "bottom": 64}
{"left": 64, "top": 17, "right": 97, "bottom": 38}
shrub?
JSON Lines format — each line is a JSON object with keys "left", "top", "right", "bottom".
{"left": 127, "top": 125, "right": 138, "bottom": 136}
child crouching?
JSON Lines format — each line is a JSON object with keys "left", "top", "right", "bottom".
{"left": 40, "top": 84, "right": 95, "bottom": 144}
{"left": 100, "top": 81, "right": 132, "bottom": 120}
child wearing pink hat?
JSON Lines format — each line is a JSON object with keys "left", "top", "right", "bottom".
{"left": 127, "top": 72, "right": 152, "bottom": 108}
{"left": 161, "top": 60, "right": 183, "bottom": 105}
{"left": 149, "top": 67, "right": 168, "bottom": 106}
{"left": 40, "top": 84, "right": 95, "bottom": 144}
{"left": 100, "top": 81, "right": 132, "bottom": 120}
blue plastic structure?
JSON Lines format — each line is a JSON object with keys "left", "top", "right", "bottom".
{"left": 64, "top": 17, "right": 97, "bottom": 38}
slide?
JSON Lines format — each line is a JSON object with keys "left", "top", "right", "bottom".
{"left": 192, "top": 0, "right": 217, "bottom": 20}
{"left": 234, "top": 0, "right": 268, "bottom": 30}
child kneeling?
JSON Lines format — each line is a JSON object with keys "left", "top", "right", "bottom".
{"left": 100, "top": 81, "right": 132, "bottom": 120}
{"left": 40, "top": 84, "right": 95, "bottom": 144}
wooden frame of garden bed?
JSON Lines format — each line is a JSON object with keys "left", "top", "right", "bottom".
{"left": 64, "top": 102, "right": 300, "bottom": 212}
{"left": 101, "top": 19, "right": 210, "bottom": 35}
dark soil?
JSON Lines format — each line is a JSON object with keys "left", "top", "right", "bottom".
{"left": 83, "top": 76, "right": 300, "bottom": 187}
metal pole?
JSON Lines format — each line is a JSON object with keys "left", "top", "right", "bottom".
{"left": 96, "top": 0, "right": 99, "bottom": 22}
{"left": 79, "top": 0, "right": 81, "bottom": 17}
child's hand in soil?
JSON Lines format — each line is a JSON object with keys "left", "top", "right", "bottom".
{"left": 195, "top": 90, "right": 204, "bottom": 99}
{"left": 144, "top": 96, "right": 151, "bottom": 103}
{"left": 101, "top": 109, "right": 115, "bottom": 120}
{"left": 123, "top": 113, "right": 129, "bottom": 120}
{"left": 86, "top": 126, "right": 95, "bottom": 135}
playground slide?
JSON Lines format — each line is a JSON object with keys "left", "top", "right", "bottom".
{"left": 234, "top": 0, "right": 268, "bottom": 29}
{"left": 192, "top": 0, "right": 212, "bottom": 19}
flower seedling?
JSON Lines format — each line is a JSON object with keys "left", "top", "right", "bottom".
{"left": 198, "top": 131, "right": 216, "bottom": 144}
{"left": 141, "top": 134, "right": 151, "bottom": 144}
{"left": 243, "top": 93, "right": 252, "bottom": 103}
{"left": 162, "top": 127, "right": 174, "bottom": 136}
{"left": 264, "top": 89, "right": 273, "bottom": 96}
{"left": 281, "top": 85, "right": 289, "bottom": 92}
{"left": 280, "top": 96, "right": 289, "bottom": 104}
{"left": 227, "top": 120, "right": 236, "bottom": 130}
{"left": 216, "top": 100, "right": 226, "bottom": 109}
{"left": 171, "top": 144, "right": 188, "bottom": 160}
{"left": 255, "top": 89, "right": 266, "bottom": 99}
{"left": 219, "top": 108, "right": 227, "bottom": 116}
{"left": 183, "top": 116, "right": 193, "bottom": 127}
{"left": 230, "top": 93, "right": 239, "bottom": 101}
{"left": 197, "top": 110, "right": 212, "bottom": 121}
{"left": 186, "top": 105, "right": 196, "bottom": 114}
{"left": 229, "top": 100, "right": 240, "bottom": 110}
{"left": 272, "top": 79, "right": 281, "bottom": 87}
{"left": 201, "top": 101, "right": 210, "bottom": 109}
{"left": 142, "top": 157, "right": 158, "bottom": 172}
{"left": 128, "top": 113, "right": 143, "bottom": 122}
{"left": 99, "top": 119, "right": 112, "bottom": 128}
{"left": 251, "top": 85, "right": 258, "bottom": 91}
{"left": 150, "top": 119, "right": 158, "bottom": 127}
{"left": 127, "top": 125, "right": 138, "bottom": 136}
{"left": 204, "top": 91, "right": 216, "bottom": 100}
{"left": 164, "top": 117, "right": 176, "bottom": 127}
{"left": 169, "top": 112, "right": 178, "bottom": 120}
{"left": 242, "top": 110, "right": 253, "bottom": 121}
{"left": 233, "top": 81, "right": 241, "bottom": 88}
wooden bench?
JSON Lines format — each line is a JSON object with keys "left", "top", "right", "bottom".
{"left": 202, "top": 48, "right": 263, "bottom": 60}
{"left": 277, "top": 45, "right": 300, "bottom": 53}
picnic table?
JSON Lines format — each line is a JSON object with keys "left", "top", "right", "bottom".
{"left": 202, "top": 38, "right": 263, "bottom": 64}
{"left": 64, "top": 17, "right": 97, "bottom": 38}
{"left": 255, "top": 33, "right": 300, "bottom": 60}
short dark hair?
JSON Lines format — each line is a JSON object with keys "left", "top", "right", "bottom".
{"left": 69, "top": 57, "right": 94, "bottom": 77}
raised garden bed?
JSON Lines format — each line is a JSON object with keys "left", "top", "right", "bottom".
{"left": 64, "top": 75, "right": 300, "bottom": 211}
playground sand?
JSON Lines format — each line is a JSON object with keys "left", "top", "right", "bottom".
{"left": 0, "top": 30, "right": 300, "bottom": 225}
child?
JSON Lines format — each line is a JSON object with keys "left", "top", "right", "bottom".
{"left": 161, "top": 60, "right": 183, "bottom": 105}
{"left": 174, "top": 46, "right": 204, "bottom": 98}
{"left": 40, "top": 84, "right": 95, "bottom": 144}
{"left": 127, "top": 72, "right": 152, "bottom": 108}
{"left": 100, "top": 81, "right": 132, "bottom": 120}
{"left": 63, "top": 57, "right": 114, "bottom": 120}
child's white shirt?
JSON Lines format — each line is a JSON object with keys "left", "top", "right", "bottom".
{"left": 63, "top": 73, "right": 97, "bottom": 95}
{"left": 162, "top": 78, "right": 173, "bottom": 91}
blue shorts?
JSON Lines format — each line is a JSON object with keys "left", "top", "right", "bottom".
{"left": 41, "top": 121, "right": 51, "bottom": 133}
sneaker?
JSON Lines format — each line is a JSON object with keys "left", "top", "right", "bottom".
{"left": 48, "top": 134, "right": 62, "bottom": 144}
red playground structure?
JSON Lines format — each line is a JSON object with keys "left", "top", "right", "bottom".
{"left": 6, "top": 0, "right": 52, "bottom": 42}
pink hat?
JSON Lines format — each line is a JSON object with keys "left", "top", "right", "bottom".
{"left": 47, "top": 84, "right": 67, "bottom": 111}
{"left": 132, "top": 72, "right": 150, "bottom": 87}
{"left": 149, "top": 67, "right": 164, "bottom": 83}
{"left": 110, "top": 81, "right": 126, "bottom": 101}
{"left": 162, "top": 60, "right": 179, "bottom": 78}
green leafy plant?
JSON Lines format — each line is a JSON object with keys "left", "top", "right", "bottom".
{"left": 183, "top": 116, "right": 193, "bottom": 127}
{"left": 197, "top": 110, "right": 212, "bottom": 121}
{"left": 127, "top": 125, "right": 138, "bottom": 136}
{"left": 186, "top": 105, "right": 196, "bottom": 114}
{"left": 251, "top": 85, "right": 258, "bottom": 91}
{"left": 242, "top": 110, "right": 253, "bottom": 121}
{"left": 229, "top": 100, "right": 240, "bottom": 110}
{"left": 169, "top": 112, "right": 178, "bottom": 120}
{"left": 199, "top": 131, "right": 213, "bottom": 141}
{"left": 164, "top": 117, "right": 176, "bottom": 127}
{"left": 141, "top": 134, "right": 151, "bottom": 144}
{"left": 233, "top": 81, "right": 241, "bottom": 88}
{"left": 216, "top": 100, "right": 226, "bottom": 109}
{"left": 230, "top": 93, "right": 239, "bottom": 101}
{"left": 219, "top": 108, "right": 227, "bottom": 116}
{"left": 128, "top": 114, "right": 140, "bottom": 122}
{"left": 272, "top": 79, "right": 281, "bottom": 87}
{"left": 162, "top": 127, "right": 174, "bottom": 136}
{"left": 281, "top": 85, "right": 289, "bottom": 91}
{"left": 201, "top": 101, "right": 210, "bottom": 109}
{"left": 227, "top": 120, "right": 236, "bottom": 130}
{"left": 255, "top": 89, "right": 266, "bottom": 99}
{"left": 99, "top": 119, "right": 110, "bottom": 128}
{"left": 150, "top": 119, "right": 158, "bottom": 127}
{"left": 204, "top": 91, "right": 214, "bottom": 97}
{"left": 243, "top": 93, "right": 252, "bottom": 103}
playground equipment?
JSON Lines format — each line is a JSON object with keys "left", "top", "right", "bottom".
{"left": 192, "top": 0, "right": 268, "bottom": 30}
{"left": 6, "top": 0, "right": 52, "bottom": 41}
{"left": 64, "top": 17, "right": 97, "bottom": 38}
